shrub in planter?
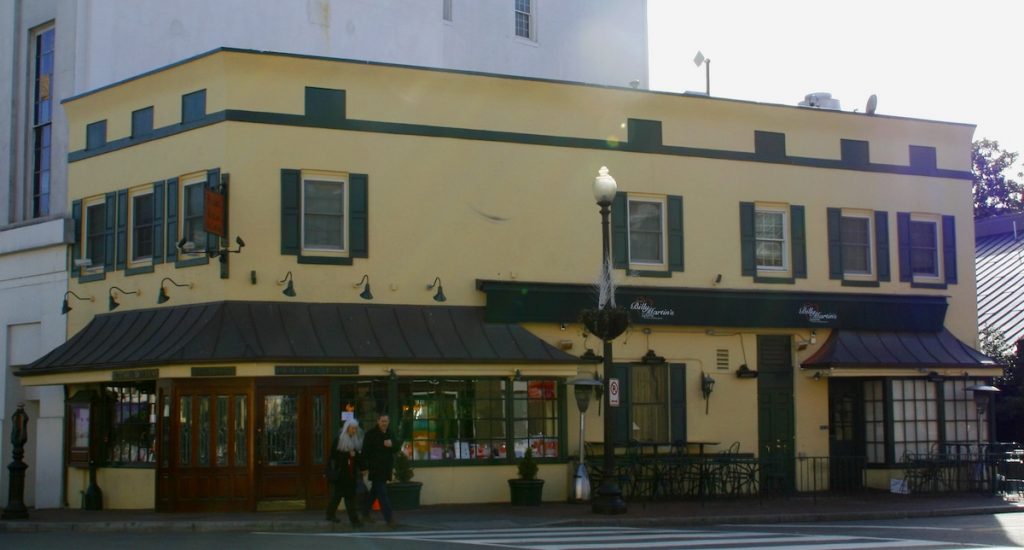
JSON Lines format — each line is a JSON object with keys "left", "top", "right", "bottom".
{"left": 388, "top": 451, "right": 422, "bottom": 510}
{"left": 508, "top": 448, "right": 544, "bottom": 506}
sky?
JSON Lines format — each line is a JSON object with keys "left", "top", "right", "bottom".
{"left": 647, "top": 0, "right": 1024, "bottom": 172}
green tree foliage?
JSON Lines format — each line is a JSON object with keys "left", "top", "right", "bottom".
{"left": 984, "top": 326, "right": 1024, "bottom": 442}
{"left": 973, "top": 139, "right": 1024, "bottom": 219}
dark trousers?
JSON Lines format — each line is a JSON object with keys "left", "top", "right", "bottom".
{"left": 325, "top": 483, "right": 360, "bottom": 526}
{"left": 362, "top": 479, "right": 393, "bottom": 522}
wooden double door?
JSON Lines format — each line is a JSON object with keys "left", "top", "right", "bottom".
{"left": 156, "top": 379, "right": 331, "bottom": 512}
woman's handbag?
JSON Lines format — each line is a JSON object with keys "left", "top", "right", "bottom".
{"left": 325, "top": 456, "right": 340, "bottom": 482}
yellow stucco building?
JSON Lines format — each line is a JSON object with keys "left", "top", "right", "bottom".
{"left": 17, "top": 49, "right": 998, "bottom": 512}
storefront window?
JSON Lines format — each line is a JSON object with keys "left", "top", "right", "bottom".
{"left": 105, "top": 383, "right": 157, "bottom": 465}
{"left": 943, "top": 379, "right": 986, "bottom": 450}
{"left": 396, "top": 378, "right": 560, "bottom": 463}
{"left": 891, "top": 379, "right": 938, "bottom": 459}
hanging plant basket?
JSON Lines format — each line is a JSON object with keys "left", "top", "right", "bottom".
{"left": 580, "top": 307, "right": 630, "bottom": 341}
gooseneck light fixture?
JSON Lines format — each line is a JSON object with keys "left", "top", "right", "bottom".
{"left": 589, "top": 165, "right": 627, "bottom": 515}
{"left": 208, "top": 236, "right": 246, "bottom": 259}
{"left": 354, "top": 274, "right": 373, "bottom": 300}
{"left": 157, "top": 277, "right": 193, "bottom": 304}
{"left": 278, "top": 271, "right": 296, "bottom": 297}
{"left": 108, "top": 286, "right": 140, "bottom": 311}
{"left": 61, "top": 291, "right": 94, "bottom": 314}
{"left": 427, "top": 277, "right": 446, "bottom": 302}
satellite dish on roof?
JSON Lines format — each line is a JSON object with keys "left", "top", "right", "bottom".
{"left": 866, "top": 94, "right": 878, "bottom": 115}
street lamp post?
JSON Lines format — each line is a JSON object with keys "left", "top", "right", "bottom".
{"left": 590, "top": 166, "right": 627, "bottom": 515}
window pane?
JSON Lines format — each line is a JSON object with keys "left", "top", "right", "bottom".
{"left": 216, "top": 396, "right": 228, "bottom": 466}
{"left": 132, "top": 194, "right": 154, "bottom": 260}
{"left": 86, "top": 203, "right": 106, "bottom": 265}
{"left": 184, "top": 183, "right": 207, "bottom": 247}
{"left": 630, "top": 365, "right": 668, "bottom": 441}
{"left": 234, "top": 395, "right": 247, "bottom": 466}
{"left": 264, "top": 395, "right": 298, "bottom": 465}
{"left": 909, "top": 220, "right": 938, "bottom": 276}
{"left": 629, "top": 200, "right": 663, "bottom": 263}
{"left": 179, "top": 396, "right": 192, "bottom": 466}
{"left": 303, "top": 180, "right": 344, "bottom": 250}
{"left": 105, "top": 383, "right": 157, "bottom": 465}
{"left": 755, "top": 210, "right": 786, "bottom": 268}
{"left": 840, "top": 216, "right": 871, "bottom": 273}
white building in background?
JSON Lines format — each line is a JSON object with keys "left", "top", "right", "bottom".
{"left": 0, "top": 0, "right": 649, "bottom": 509}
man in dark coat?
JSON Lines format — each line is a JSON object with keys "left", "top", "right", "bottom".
{"left": 361, "top": 413, "right": 400, "bottom": 526}
{"left": 325, "top": 418, "right": 363, "bottom": 527}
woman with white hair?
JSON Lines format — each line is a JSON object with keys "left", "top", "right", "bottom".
{"left": 325, "top": 418, "right": 364, "bottom": 526}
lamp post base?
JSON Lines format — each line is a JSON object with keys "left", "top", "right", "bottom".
{"left": 590, "top": 481, "right": 627, "bottom": 514}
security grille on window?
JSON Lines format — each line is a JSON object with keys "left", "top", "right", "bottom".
{"left": 303, "top": 179, "right": 345, "bottom": 251}
{"left": 628, "top": 199, "right": 664, "bottom": 265}
{"left": 840, "top": 215, "right": 871, "bottom": 274}
{"left": 515, "top": 0, "right": 533, "bottom": 39}
{"left": 86, "top": 203, "right": 106, "bottom": 266}
{"left": 755, "top": 209, "right": 786, "bottom": 269}
{"left": 183, "top": 182, "right": 207, "bottom": 250}
{"left": 132, "top": 193, "right": 154, "bottom": 261}
{"left": 105, "top": 383, "right": 157, "bottom": 465}
{"left": 909, "top": 220, "right": 938, "bottom": 276}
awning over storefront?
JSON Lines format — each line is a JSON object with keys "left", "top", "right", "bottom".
{"left": 801, "top": 329, "right": 996, "bottom": 370}
{"left": 16, "top": 301, "right": 580, "bottom": 376}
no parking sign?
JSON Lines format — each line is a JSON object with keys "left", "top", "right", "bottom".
{"left": 608, "top": 378, "right": 620, "bottom": 407}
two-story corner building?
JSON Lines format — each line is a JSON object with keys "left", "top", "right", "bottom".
{"left": 0, "top": 0, "right": 650, "bottom": 511}
{"left": 14, "top": 48, "right": 998, "bottom": 512}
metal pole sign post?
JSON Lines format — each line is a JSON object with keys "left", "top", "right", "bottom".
{"left": 608, "top": 378, "right": 620, "bottom": 408}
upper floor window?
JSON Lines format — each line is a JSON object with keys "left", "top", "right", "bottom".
{"left": 897, "top": 212, "right": 956, "bottom": 287}
{"left": 827, "top": 208, "right": 890, "bottom": 286}
{"left": 755, "top": 207, "right": 787, "bottom": 270}
{"left": 32, "top": 26, "right": 55, "bottom": 218}
{"left": 303, "top": 176, "right": 346, "bottom": 252}
{"left": 131, "top": 191, "right": 155, "bottom": 262}
{"left": 515, "top": 0, "right": 534, "bottom": 40}
{"left": 840, "top": 215, "right": 871, "bottom": 274}
{"left": 628, "top": 197, "right": 664, "bottom": 266}
{"left": 182, "top": 176, "right": 207, "bottom": 252}
{"left": 85, "top": 200, "right": 106, "bottom": 268}
{"left": 909, "top": 220, "right": 938, "bottom": 277}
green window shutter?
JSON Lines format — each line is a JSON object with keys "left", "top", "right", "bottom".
{"left": 943, "top": 215, "right": 957, "bottom": 285}
{"left": 670, "top": 364, "right": 687, "bottom": 444}
{"left": 153, "top": 180, "right": 165, "bottom": 264}
{"left": 166, "top": 178, "right": 178, "bottom": 262}
{"left": 103, "top": 192, "right": 116, "bottom": 272}
{"left": 826, "top": 208, "right": 842, "bottom": 279}
{"left": 71, "top": 200, "right": 82, "bottom": 276}
{"left": 206, "top": 169, "right": 220, "bottom": 253}
{"left": 897, "top": 212, "right": 911, "bottom": 282}
{"left": 610, "top": 363, "right": 630, "bottom": 446}
{"left": 281, "top": 169, "right": 301, "bottom": 255}
{"left": 116, "top": 189, "right": 128, "bottom": 270}
{"left": 667, "top": 195, "right": 684, "bottom": 272}
{"left": 611, "top": 193, "right": 628, "bottom": 269}
{"left": 790, "top": 205, "right": 806, "bottom": 279}
{"left": 875, "top": 211, "right": 890, "bottom": 281}
{"left": 739, "top": 202, "right": 755, "bottom": 276}
{"left": 349, "top": 173, "right": 368, "bottom": 258}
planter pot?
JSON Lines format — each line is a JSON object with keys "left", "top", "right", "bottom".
{"left": 580, "top": 308, "right": 629, "bottom": 341}
{"left": 388, "top": 481, "right": 422, "bottom": 510}
{"left": 508, "top": 478, "right": 544, "bottom": 506}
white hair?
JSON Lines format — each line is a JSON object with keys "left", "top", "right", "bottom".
{"left": 337, "top": 418, "right": 363, "bottom": 453}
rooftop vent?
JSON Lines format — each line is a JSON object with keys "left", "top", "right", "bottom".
{"left": 798, "top": 92, "right": 841, "bottom": 110}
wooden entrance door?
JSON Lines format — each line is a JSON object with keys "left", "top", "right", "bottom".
{"left": 757, "top": 335, "right": 795, "bottom": 494}
{"left": 828, "top": 379, "right": 866, "bottom": 490}
{"left": 255, "top": 381, "right": 330, "bottom": 510}
{"left": 156, "top": 380, "right": 254, "bottom": 512}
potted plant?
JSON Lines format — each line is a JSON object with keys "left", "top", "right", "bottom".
{"left": 579, "top": 306, "right": 630, "bottom": 341}
{"left": 388, "top": 450, "right": 423, "bottom": 510}
{"left": 508, "top": 447, "right": 544, "bottom": 506}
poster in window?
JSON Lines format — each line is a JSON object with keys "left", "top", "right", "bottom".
{"left": 527, "top": 380, "right": 555, "bottom": 400}
{"left": 72, "top": 403, "right": 90, "bottom": 449}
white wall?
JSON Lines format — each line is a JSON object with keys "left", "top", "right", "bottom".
{"left": 71, "top": 0, "right": 649, "bottom": 94}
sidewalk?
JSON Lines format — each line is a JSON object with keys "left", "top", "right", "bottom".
{"left": 2, "top": 493, "right": 1023, "bottom": 533}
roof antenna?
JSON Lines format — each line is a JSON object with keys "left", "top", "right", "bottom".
{"left": 693, "top": 51, "right": 710, "bottom": 96}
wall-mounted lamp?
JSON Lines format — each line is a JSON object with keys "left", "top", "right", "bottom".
{"left": 389, "top": 368, "right": 397, "bottom": 381}
{"left": 278, "top": 272, "right": 296, "bottom": 297}
{"left": 640, "top": 349, "right": 666, "bottom": 365}
{"left": 713, "top": 273, "right": 722, "bottom": 284}
{"left": 736, "top": 364, "right": 758, "bottom": 379}
{"left": 926, "top": 371, "right": 944, "bottom": 383}
{"left": 812, "top": 371, "right": 822, "bottom": 381}
{"left": 208, "top": 236, "right": 246, "bottom": 260}
{"left": 157, "top": 277, "right": 193, "bottom": 304}
{"left": 513, "top": 369, "right": 522, "bottom": 381}
{"left": 796, "top": 330, "right": 818, "bottom": 351}
{"left": 61, "top": 291, "right": 94, "bottom": 314}
{"left": 427, "top": 277, "right": 446, "bottom": 302}
{"left": 701, "top": 372, "right": 715, "bottom": 414}
{"left": 108, "top": 286, "right": 140, "bottom": 311}
{"left": 353, "top": 274, "right": 373, "bottom": 300}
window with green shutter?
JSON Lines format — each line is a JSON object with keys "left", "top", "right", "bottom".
{"left": 610, "top": 193, "right": 684, "bottom": 277}
{"left": 740, "top": 202, "right": 805, "bottom": 283}
{"left": 897, "top": 212, "right": 955, "bottom": 288}
{"left": 827, "top": 208, "right": 889, "bottom": 287}
{"left": 610, "top": 362, "right": 687, "bottom": 445}
{"left": 281, "top": 169, "right": 369, "bottom": 265}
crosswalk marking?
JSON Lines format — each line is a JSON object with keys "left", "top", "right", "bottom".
{"left": 257, "top": 526, "right": 984, "bottom": 549}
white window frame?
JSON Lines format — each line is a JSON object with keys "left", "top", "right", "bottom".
{"left": 179, "top": 173, "right": 207, "bottom": 256}
{"left": 301, "top": 172, "right": 349, "bottom": 255}
{"left": 627, "top": 196, "right": 667, "bottom": 269}
{"left": 514, "top": 0, "right": 535, "bottom": 41}
{"left": 129, "top": 187, "right": 155, "bottom": 264}
{"left": 840, "top": 209, "right": 873, "bottom": 277}
{"left": 755, "top": 205, "right": 788, "bottom": 272}
{"left": 908, "top": 213, "right": 941, "bottom": 281}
